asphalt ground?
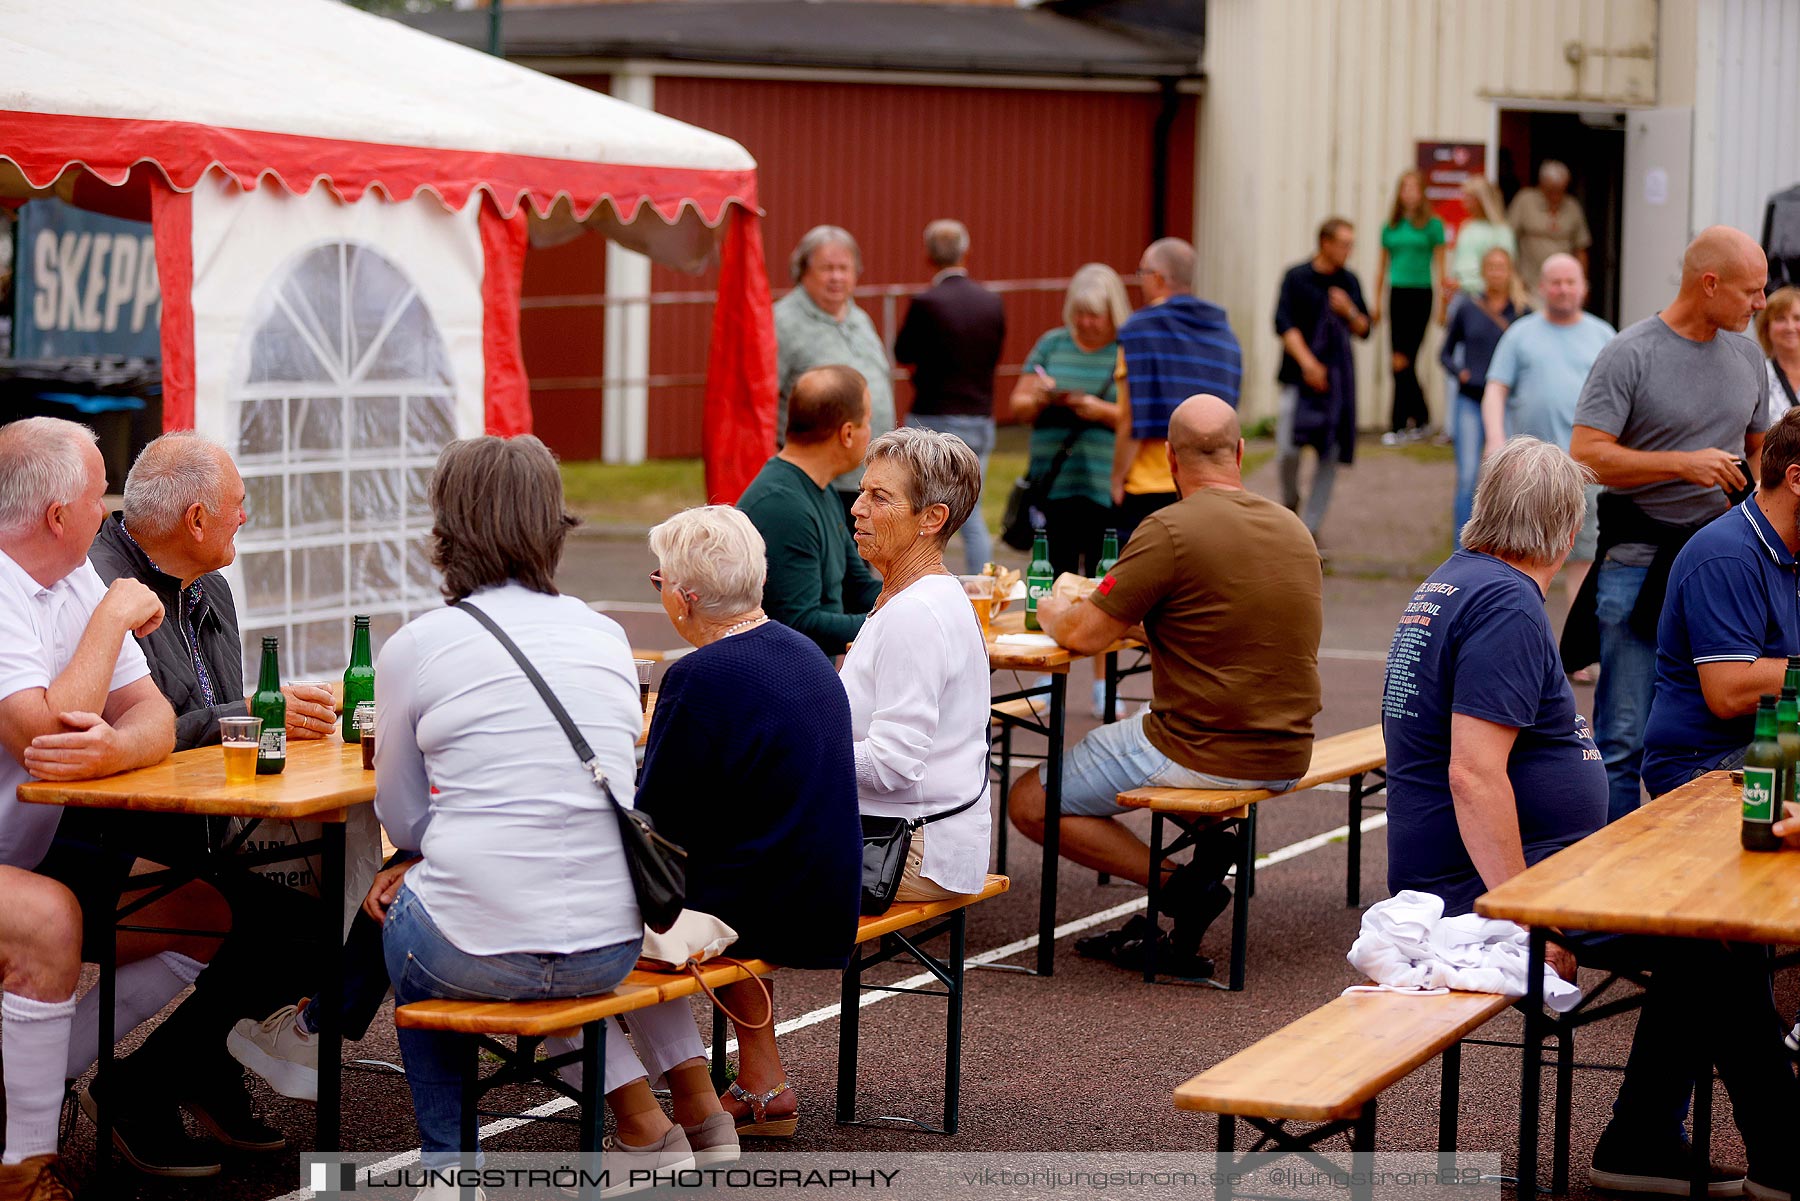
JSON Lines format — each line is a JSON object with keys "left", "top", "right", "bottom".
{"left": 19, "top": 439, "right": 1800, "bottom": 1200}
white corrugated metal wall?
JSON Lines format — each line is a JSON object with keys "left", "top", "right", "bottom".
{"left": 1195, "top": 0, "right": 1660, "bottom": 428}
{"left": 1691, "top": 0, "right": 1800, "bottom": 239}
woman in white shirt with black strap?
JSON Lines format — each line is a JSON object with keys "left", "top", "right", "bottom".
{"left": 842, "top": 427, "right": 993, "bottom": 902}
{"left": 369, "top": 436, "right": 725, "bottom": 1198}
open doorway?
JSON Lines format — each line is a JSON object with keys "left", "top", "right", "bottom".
{"left": 1497, "top": 108, "right": 1627, "bottom": 326}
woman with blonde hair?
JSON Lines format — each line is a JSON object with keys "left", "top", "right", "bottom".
{"left": 1373, "top": 169, "right": 1447, "bottom": 442}
{"left": 1756, "top": 285, "right": 1800, "bottom": 421}
{"left": 1440, "top": 246, "right": 1529, "bottom": 542}
{"left": 1008, "top": 263, "right": 1131, "bottom": 578}
{"left": 1446, "top": 176, "right": 1519, "bottom": 312}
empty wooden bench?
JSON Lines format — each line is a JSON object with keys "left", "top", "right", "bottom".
{"left": 1118, "top": 724, "right": 1386, "bottom": 988}
{"left": 1174, "top": 988, "right": 1512, "bottom": 1201}
{"left": 394, "top": 874, "right": 1010, "bottom": 1158}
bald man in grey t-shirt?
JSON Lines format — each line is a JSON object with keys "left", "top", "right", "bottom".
{"left": 1570, "top": 226, "right": 1772, "bottom": 823}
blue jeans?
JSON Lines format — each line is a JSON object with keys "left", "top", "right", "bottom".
{"left": 905, "top": 413, "right": 994, "bottom": 574}
{"left": 1594, "top": 560, "right": 1658, "bottom": 822}
{"left": 1451, "top": 390, "right": 1483, "bottom": 547}
{"left": 382, "top": 885, "right": 641, "bottom": 1169}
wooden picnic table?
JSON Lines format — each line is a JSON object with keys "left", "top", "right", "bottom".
{"left": 982, "top": 607, "right": 1146, "bottom": 975}
{"left": 1475, "top": 771, "right": 1800, "bottom": 1192}
{"left": 18, "top": 735, "right": 373, "bottom": 1158}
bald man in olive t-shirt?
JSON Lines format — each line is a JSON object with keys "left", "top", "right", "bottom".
{"left": 1008, "top": 395, "right": 1322, "bottom": 970}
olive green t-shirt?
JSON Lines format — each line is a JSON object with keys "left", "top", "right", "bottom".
{"left": 1090, "top": 487, "right": 1323, "bottom": 779}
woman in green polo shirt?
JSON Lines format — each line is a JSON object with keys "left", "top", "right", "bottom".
{"left": 1372, "top": 169, "right": 1446, "bottom": 444}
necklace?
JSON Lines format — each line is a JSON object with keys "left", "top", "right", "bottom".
{"left": 718, "top": 614, "right": 767, "bottom": 639}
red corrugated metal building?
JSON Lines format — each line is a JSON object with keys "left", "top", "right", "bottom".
{"left": 409, "top": 1, "right": 1204, "bottom": 462}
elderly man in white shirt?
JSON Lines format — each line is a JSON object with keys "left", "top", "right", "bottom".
{"left": 0, "top": 417, "right": 175, "bottom": 1195}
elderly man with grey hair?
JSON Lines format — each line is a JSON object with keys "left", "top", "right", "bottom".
{"left": 775, "top": 225, "right": 894, "bottom": 529}
{"left": 1508, "top": 159, "right": 1593, "bottom": 292}
{"left": 1384, "top": 436, "right": 1800, "bottom": 1199}
{"left": 0, "top": 416, "right": 173, "bottom": 1191}
{"left": 894, "top": 219, "right": 1006, "bottom": 573}
{"left": 88, "top": 431, "right": 334, "bottom": 752}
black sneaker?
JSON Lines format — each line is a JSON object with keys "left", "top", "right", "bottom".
{"left": 178, "top": 1075, "right": 287, "bottom": 1152}
{"left": 1075, "top": 915, "right": 1160, "bottom": 961}
{"left": 1589, "top": 1129, "right": 1745, "bottom": 1198}
{"left": 78, "top": 1082, "right": 222, "bottom": 1178}
{"left": 1112, "top": 930, "right": 1214, "bottom": 981}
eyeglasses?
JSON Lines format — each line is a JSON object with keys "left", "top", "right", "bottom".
{"left": 649, "top": 570, "right": 696, "bottom": 598}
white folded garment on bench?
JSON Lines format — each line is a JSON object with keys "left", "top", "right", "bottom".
{"left": 1347, "top": 890, "right": 1582, "bottom": 1013}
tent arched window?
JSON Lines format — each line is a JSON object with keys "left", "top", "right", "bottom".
{"left": 231, "top": 240, "right": 453, "bottom": 683}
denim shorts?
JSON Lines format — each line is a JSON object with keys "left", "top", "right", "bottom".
{"left": 1040, "top": 711, "right": 1300, "bottom": 817}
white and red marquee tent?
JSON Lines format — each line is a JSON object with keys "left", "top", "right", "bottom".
{"left": 0, "top": 0, "right": 776, "bottom": 677}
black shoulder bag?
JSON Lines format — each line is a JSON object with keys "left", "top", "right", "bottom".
{"left": 1001, "top": 376, "right": 1116, "bottom": 552}
{"left": 456, "top": 601, "right": 686, "bottom": 932}
{"left": 861, "top": 783, "right": 986, "bottom": 915}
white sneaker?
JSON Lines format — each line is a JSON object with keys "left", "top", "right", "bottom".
{"left": 560, "top": 1128, "right": 696, "bottom": 1198}
{"left": 227, "top": 1004, "right": 318, "bottom": 1103}
{"left": 414, "top": 1184, "right": 485, "bottom": 1201}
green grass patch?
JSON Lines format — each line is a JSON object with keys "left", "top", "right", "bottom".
{"left": 561, "top": 459, "right": 706, "bottom": 527}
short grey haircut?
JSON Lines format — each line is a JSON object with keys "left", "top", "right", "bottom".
{"left": 648, "top": 505, "right": 768, "bottom": 619}
{"left": 789, "top": 225, "right": 862, "bottom": 283}
{"left": 863, "top": 427, "right": 982, "bottom": 548}
{"left": 0, "top": 416, "right": 98, "bottom": 537}
{"left": 1460, "top": 437, "right": 1592, "bottom": 564}
{"left": 1063, "top": 263, "right": 1132, "bottom": 334}
{"left": 1142, "top": 237, "right": 1196, "bottom": 291}
{"left": 1539, "top": 159, "right": 1571, "bottom": 187}
{"left": 923, "top": 219, "right": 969, "bottom": 269}
{"left": 123, "top": 431, "right": 228, "bottom": 539}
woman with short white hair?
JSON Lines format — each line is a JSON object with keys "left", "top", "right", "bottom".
{"left": 845, "top": 428, "right": 992, "bottom": 905}
{"left": 635, "top": 505, "right": 861, "bottom": 1140}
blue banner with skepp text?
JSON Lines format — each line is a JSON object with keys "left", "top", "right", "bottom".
{"left": 12, "top": 198, "right": 161, "bottom": 360}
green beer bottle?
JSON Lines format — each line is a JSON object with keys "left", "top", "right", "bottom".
{"left": 1742, "top": 695, "right": 1782, "bottom": 851}
{"left": 342, "top": 615, "right": 375, "bottom": 742}
{"left": 1096, "top": 528, "right": 1120, "bottom": 579}
{"left": 252, "top": 637, "right": 287, "bottom": 776}
{"left": 1786, "top": 655, "right": 1800, "bottom": 694}
{"left": 1779, "top": 688, "right": 1800, "bottom": 812}
{"left": 1025, "top": 530, "right": 1052, "bottom": 632}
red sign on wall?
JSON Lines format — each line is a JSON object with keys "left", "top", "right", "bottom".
{"left": 1416, "top": 141, "right": 1487, "bottom": 241}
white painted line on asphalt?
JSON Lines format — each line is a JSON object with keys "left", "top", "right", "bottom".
{"left": 262, "top": 811, "right": 1389, "bottom": 1200}
{"left": 1320, "top": 648, "right": 1390, "bottom": 662}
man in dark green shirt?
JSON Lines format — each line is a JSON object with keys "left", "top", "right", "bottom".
{"left": 738, "top": 365, "right": 881, "bottom": 657}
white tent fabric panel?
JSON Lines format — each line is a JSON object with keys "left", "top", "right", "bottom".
{"left": 188, "top": 180, "right": 485, "bottom": 684}
{"left": 0, "top": 0, "right": 753, "bottom": 178}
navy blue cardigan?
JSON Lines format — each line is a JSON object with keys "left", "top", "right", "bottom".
{"left": 635, "top": 621, "right": 861, "bottom": 970}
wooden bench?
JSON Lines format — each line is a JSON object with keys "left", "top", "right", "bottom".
{"left": 1174, "top": 988, "right": 1511, "bottom": 1201}
{"left": 1118, "top": 725, "right": 1386, "bottom": 989}
{"left": 394, "top": 874, "right": 1010, "bottom": 1157}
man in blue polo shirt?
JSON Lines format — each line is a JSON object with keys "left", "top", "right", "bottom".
{"left": 1642, "top": 406, "right": 1800, "bottom": 796}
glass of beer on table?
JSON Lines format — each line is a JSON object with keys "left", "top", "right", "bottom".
{"left": 354, "top": 702, "right": 377, "bottom": 769}
{"left": 220, "top": 716, "right": 262, "bottom": 784}
{"left": 960, "top": 575, "right": 997, "bottom": 639}
{"left": 632, "top": 659, "right": 655, "bottom": 712}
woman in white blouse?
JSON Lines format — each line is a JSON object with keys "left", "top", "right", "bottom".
{"left": 369, "top": 436, "right": 721, "bottom": 1198}
{"left": 844, "top": 428, "right": 993, "bottom": 902}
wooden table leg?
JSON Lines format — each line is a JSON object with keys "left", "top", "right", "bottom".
{"left": 316, "top": 821, "right": 345, "bottom": 1152}
{"left": 1035, "top": 672, "right": 1068, "bottom": 977}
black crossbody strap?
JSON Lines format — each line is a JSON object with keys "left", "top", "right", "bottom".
{"left": 914, "top": 790, "right": 983, "bottom": 830}
{"left": 456, "top": 600, "right": 615, "bottom": 799}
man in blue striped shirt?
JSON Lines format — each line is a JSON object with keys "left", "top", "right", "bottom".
{"left": 1110, "top": 238, "right": 1243, "bottom": 537}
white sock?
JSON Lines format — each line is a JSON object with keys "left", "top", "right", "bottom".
{"left": 3, "top": 991, "right": 78, "bottom": 1164}
{"left": 63, "top": 951, "right": 203, "bottom": 1079}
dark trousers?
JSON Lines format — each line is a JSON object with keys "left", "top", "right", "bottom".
{"left": 1388, "top": 286, "right": 1433, "bottom": 433}
{"left": 1041, "top": 497, "right": 1114, "bottom": 578}
{"left": 36, "top": 809, "right": 327, "bottom": 1096}
{"left": 1574, "top": 932, "right": 1798, "bottom": 1177}
{"left": 1116, "top": 490, "right": 1177, "bottom": 544}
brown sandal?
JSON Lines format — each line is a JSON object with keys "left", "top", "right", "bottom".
{"left": 725, "top": 1081, "right": 799, "bottom": 1137}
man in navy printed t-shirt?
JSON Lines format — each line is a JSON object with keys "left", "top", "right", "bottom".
{"left": 1642, "top": 406, "right": 1800, "bottom": 796}
{"left": 1383, "top": 437, "right": 1799, "bottom": 1199}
